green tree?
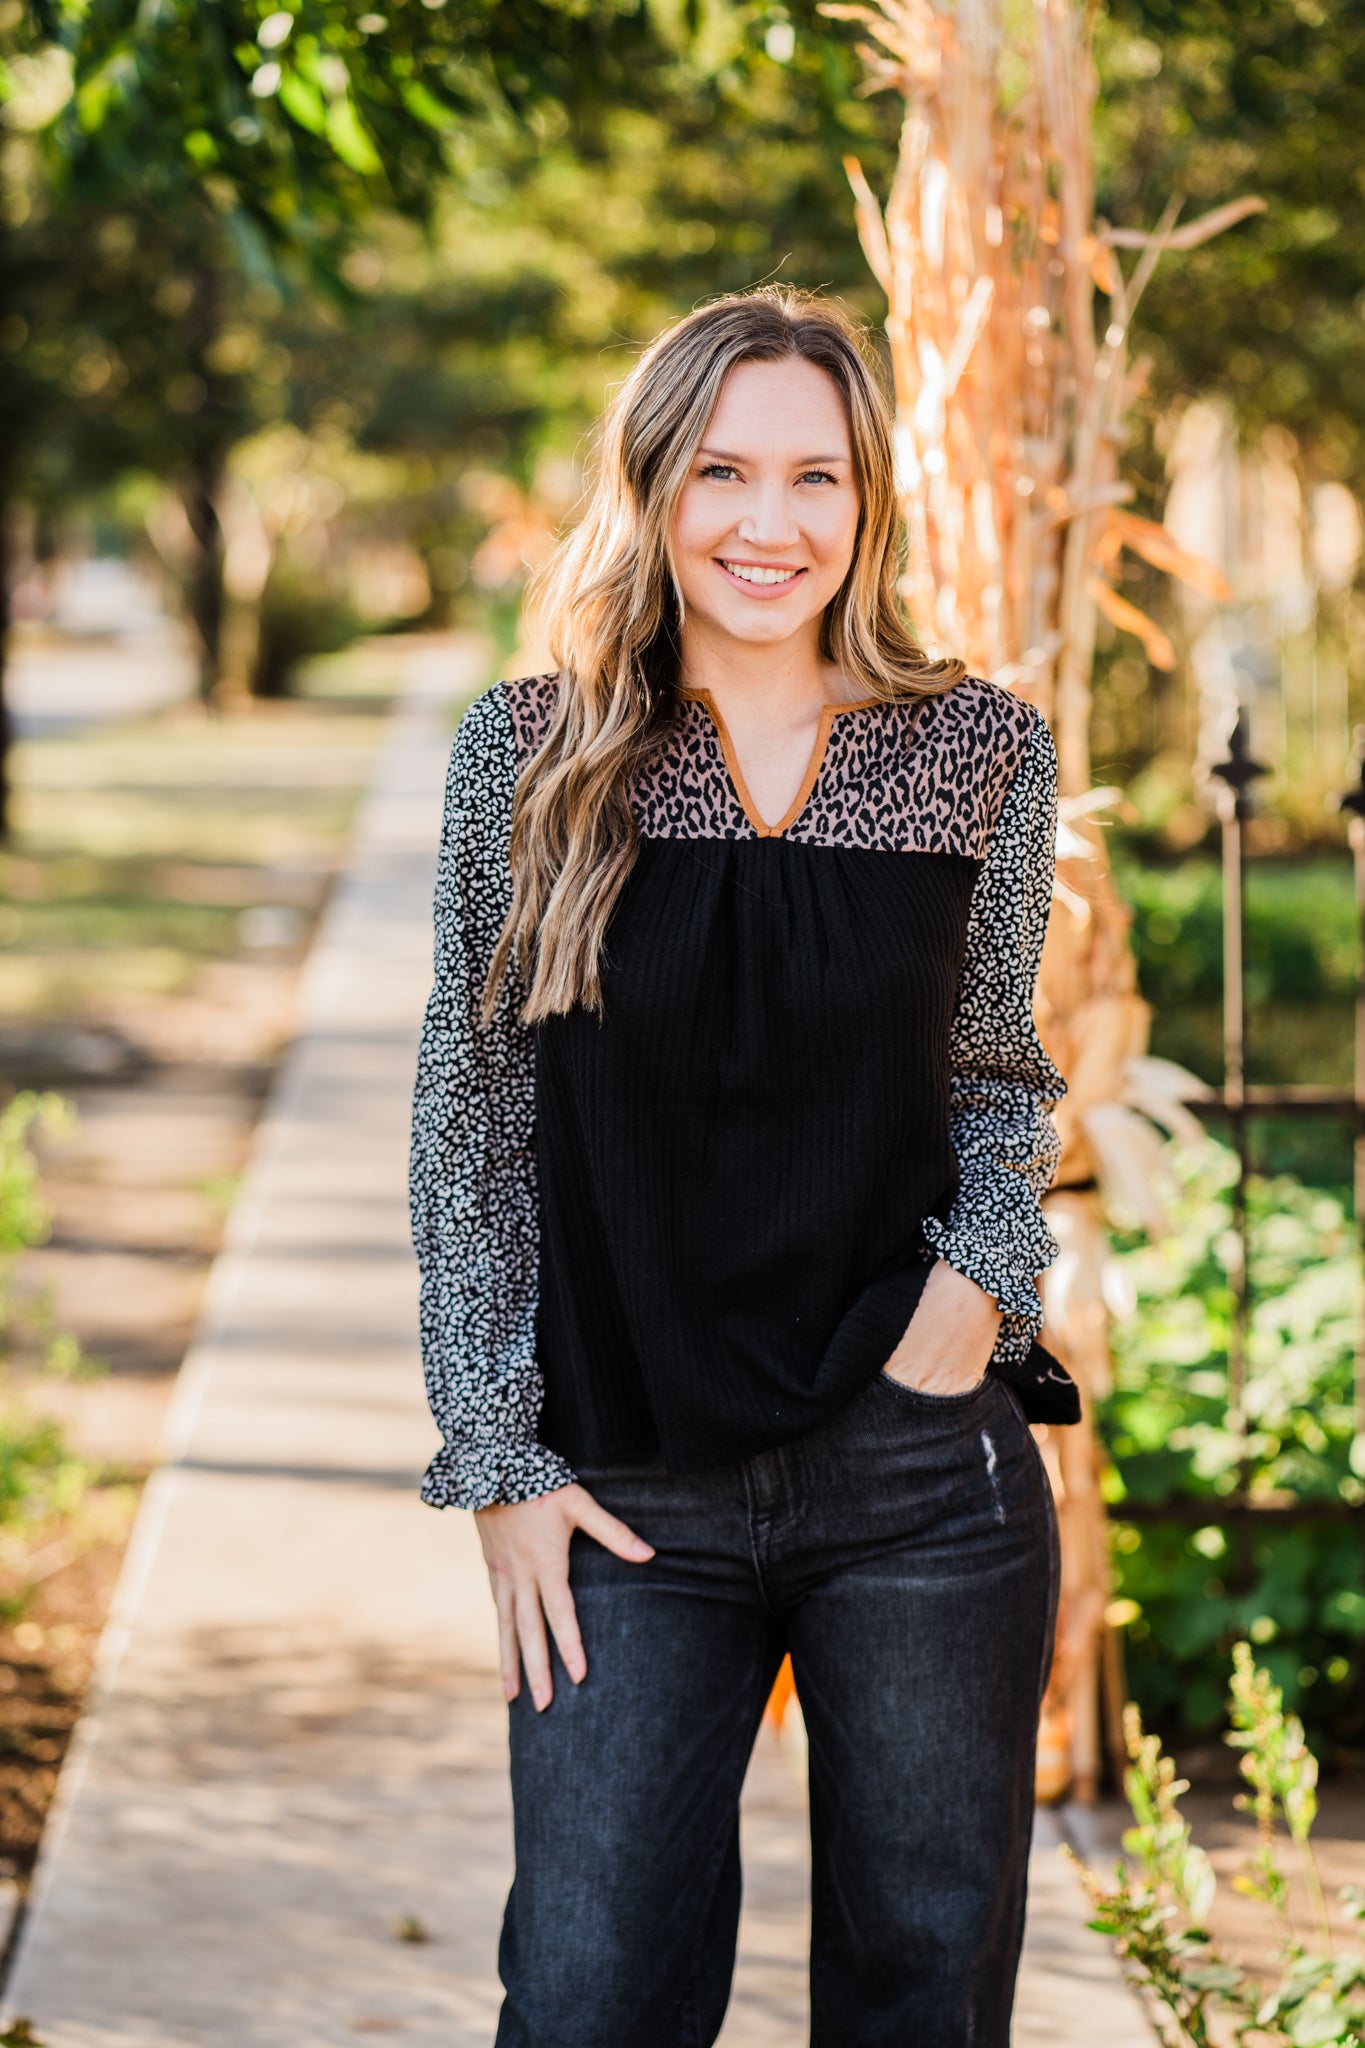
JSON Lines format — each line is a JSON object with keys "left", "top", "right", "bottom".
{"left": 0, "top": 0, "right": 701, "bottom": 829}
{"left": 1096, "top": 0, "right": 1365, "bottom": 494}
{"left": 255, "top": 9, "right": 903, "bottom": 614}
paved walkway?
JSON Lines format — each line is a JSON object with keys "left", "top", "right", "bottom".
{"left": 7, "top": 621, "right": 196, "bottom": 735}
{"left": 2, "top": 648, "right": 1153, "bottom": 2045}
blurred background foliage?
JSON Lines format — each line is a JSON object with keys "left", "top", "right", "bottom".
{"left": 1097, "top": 0, "right": 1365, "bottom": 496}
{"left": 3, "top": 0, "right": 1365, "bottom": 1756}
{"left": 0, "top": 0, "right": 901, "bottom": 793}
{"left": 1104, "top": 1146, "right": 1365, "bottom": 1748}
{"left": 6, "top": 1, "right": 1363, "bottom": 801}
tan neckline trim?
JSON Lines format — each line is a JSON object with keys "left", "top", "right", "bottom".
{"left": 681, "top": 687, "right": 880, "bottom": 838}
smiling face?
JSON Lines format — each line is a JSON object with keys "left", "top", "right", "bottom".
{"left": 669, "top": 354, "right": 862, "bottom": 659}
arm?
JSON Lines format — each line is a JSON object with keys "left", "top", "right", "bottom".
{"left": 410, "top": 685, "right": 654, "bottom": 1710}
{"left": 409, "top": 685, "right": 575, "bottom": 1511}
{"left": 920, "top": 712, "right": 1065, "bottom": 1366}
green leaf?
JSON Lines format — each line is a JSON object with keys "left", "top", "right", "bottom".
{"left": 277, "top": 71, "right": 327, "bottom": 137}
{"left": 1182, "top": 1844, "right": 1217, "bottom": 1924}
{"left": 1290, "top": 1992, "right": 1357, "bottom": 2047}
{"left": 1181, "top": 1960, "right": 1248, "bottom": 1992}
{"left": 399, "top": 78, "right": 458, "bottom": 131}
{"left": 325, "top": 96, "right": 382, "bottom": 175}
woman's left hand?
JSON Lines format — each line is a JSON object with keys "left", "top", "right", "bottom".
{"left": 882, "top": 1260, "right": 1003, "bottom": 1396}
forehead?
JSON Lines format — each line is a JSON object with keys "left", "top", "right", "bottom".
{"left": 703, "top": 356, "right": 851, "bottom": 455}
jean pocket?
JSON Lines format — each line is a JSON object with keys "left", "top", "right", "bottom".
{"left": 875, "top": 1366, "right": 994, "bottom": 1408}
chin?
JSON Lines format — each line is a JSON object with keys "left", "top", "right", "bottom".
{"left": 713, "top": 603, "right": 817, "bottom": 643}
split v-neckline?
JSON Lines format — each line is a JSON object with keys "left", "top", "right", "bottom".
{"left": 680, "top": 687, "right": 879, "bottom": 838}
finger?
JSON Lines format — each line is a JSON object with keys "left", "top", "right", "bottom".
{"left": 495, "top": 1587, "right": 520, "bottom": 1703}
{"left": 542, "top": 1579, "right": 587, "bottom": 1686}
{"left": 515, "top": 1583, "right": 554, "bottom": 1712}
{"left": 573, "top": 1495, "right": 655, "bottom": 1562}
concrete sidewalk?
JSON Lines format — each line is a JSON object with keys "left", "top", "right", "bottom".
{"left": 3, "top": 649, "right": 1153, "bottom": 2046}
{"left": 8, "top": 621, "right": 196, "bottom": 735}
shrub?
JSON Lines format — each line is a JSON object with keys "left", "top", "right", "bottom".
{"left": 0, "top": 1094, "right": 92, "bottom": 1543}
{"left": 1073, "top": 1645, "right": 1365, "bottom": 2047}
{"left": 1103, "top": 1142, "right": 1363, "bottom": 1747}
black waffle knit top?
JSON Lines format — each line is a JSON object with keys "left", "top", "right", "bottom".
{"left": 409, "top": 673, "right": 1079, "bottom": 1512}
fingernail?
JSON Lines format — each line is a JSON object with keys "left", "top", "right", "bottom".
{"left": 631, "top": 1541, "right": 655, "bottom": 1559}
{"left": 569, "top": 1663, "right": 586, "bottom": 1685}
{"left": 503, "top": 1679, "right": 516, "bottom": 1702}
{"left": 534, "top": 1692, "right": 551, "bottom": 1713}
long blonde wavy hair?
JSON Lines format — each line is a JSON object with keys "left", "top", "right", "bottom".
{"left": 485, "top": 285, "right": 966, "bottom": 1023}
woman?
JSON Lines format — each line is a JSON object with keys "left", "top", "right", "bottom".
{"left": 410, "top": 286, "right": 1080, "bottom": 2048}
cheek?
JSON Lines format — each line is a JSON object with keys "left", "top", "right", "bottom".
{"left": 671, "top": 487, "right": 715, "bottom": 564}
{"left": 803, "top": 493, "right": 860, "bottom": 578}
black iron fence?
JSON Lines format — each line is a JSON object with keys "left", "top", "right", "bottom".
{"left": 1117, "top": 713, "right": 1365, "bottom": 1666}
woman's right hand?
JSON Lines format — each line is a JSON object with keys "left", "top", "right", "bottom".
{"left": 474, "top": 1483, "right": 655, "bottom": 1711}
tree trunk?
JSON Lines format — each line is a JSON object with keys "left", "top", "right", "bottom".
{"left": 183, "top": 260, "right": 226, "bottom": 708}
{"left": 0, "top": 491, "right": 13, "bottom": 842}
{"left": 183, "top": 446, "right": 225, "bottom": 708}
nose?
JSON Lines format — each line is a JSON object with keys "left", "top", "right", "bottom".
{"left": 737, "top": 480, "right": 799, "bottom": 551}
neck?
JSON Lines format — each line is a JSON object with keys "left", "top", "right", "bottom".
{"left": 678, "top": 615, "right": 844, "bottom": 726}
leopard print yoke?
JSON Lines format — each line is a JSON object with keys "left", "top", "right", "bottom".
{"left": 502, "top": 671, "right": 1035, "bottom": 856}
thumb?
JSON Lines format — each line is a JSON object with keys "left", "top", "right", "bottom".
{"left": 573, "top": 1493, "right": 655, "bottom": 1562}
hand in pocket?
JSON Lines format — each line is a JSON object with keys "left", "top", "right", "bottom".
{"left": 880, "top": 1259, "right": 1003, "bottom": 1396}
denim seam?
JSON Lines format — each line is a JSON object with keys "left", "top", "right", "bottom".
{"left": 674, "top": 1636, "right": 785, "bottom": 2048}
{"left": 739, "top": 1459, "right": 782, "bottom": 1614}
{"left": 997, "top": 1488, "right": 1060, "bottom": 2041}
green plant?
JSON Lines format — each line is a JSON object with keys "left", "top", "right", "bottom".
{"left": 0, "top": 1093, "right": 92, "bottom": 1542}
{"left": 1228, "top": 1641, "right": 1331, "bottom": 1953}
{"left": 0, "top": 1091, "right": 95, "bottom": 1376}
{"left": 1102, "top": 1141, "right": 1363, "bottom": 1745}
{"left": 1071, "top": 1645, "right": 1365, "bottom": 2047}
{"left": 1071, "top": 1700, "right": 1236, "bottom": 2046}
{"left": 0, "top": 1093, "right": 72, "bottom": 1345}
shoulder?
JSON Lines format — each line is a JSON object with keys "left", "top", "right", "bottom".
{"left": 908, "top": 676, "right": 1048, "bottom": 843}
{"left": 500, "top": 672, "right": 560, "bottom": 767}
{"left": 912, "top": 673, "right": 1040, "bottom": 771}
{"left": 446, "top": 672, "right": 560, "bottom": 786}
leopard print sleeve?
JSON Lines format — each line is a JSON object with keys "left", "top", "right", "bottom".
{"left": 921, "top": 710, "right": 1066, "bottom": 1366}
{"left": 409, "top": 685, "right": 575, "bottom": 1510}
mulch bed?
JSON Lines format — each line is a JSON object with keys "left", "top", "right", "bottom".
{"left": 0, "top": 1517, "right": 127, "bottom": 1881}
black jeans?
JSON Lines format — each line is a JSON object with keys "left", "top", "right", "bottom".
{"left": 495, "top": 1369, "right": 1060, "bottom": 2048}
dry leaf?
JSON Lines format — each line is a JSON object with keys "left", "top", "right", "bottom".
{"left": 842, "top": 155, "right": 892, "bottom": 296}
{"left": 1043, "top": 481, "right": 1135, "bottom": 533}
{"left": 1111, "top": 509, "right": 1232, "bottom": 602}
{"left": 1087, "top": 575, "right": 1177, "bottom": 670}
{"left": 1084, "top": 236, "right": 1120, "bottom": 296}
{"left": 1105, "top": 195, "right": 1266, "bottom": 253}
{"left": 1092, "top": 521, "right": 1124, "bottom": 566}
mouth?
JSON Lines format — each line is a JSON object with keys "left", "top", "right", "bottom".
{"left": 715, "top": 558, "right": 807, "bottom": 595}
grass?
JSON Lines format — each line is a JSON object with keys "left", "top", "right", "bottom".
{"left": 0, "top": 676, "right": 396, "bottom": 1025}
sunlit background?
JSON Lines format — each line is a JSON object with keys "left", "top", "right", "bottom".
{"left": 2, "top": 0, "right": 1365, "bottom": 2021}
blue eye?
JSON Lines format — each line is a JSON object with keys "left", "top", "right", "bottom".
{"left": 800, "top": 469, "right": 838, "bottom": 486}
{"left": 699, "top": 462, "right": 737, "bottom": 481}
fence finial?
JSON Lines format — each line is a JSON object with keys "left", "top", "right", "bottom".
{"left": 1209, "top": 709, "right": 1269, "bottom": 821}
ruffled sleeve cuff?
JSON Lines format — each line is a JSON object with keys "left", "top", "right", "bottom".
{"left": 420, "top": 1438, "right": 577, "bottom": 1512}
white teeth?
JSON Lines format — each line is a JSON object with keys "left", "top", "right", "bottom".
{"left": 720, "top": 561, "right": 800, "bottom": 586}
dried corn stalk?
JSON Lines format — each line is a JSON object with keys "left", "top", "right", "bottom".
{"left": 832, "top": 0, "right": 1258, "bottom": 1800}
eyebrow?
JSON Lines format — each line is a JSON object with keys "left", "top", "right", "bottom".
{"left": 697, "top": 446, "right": 851, "bottom": 465}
